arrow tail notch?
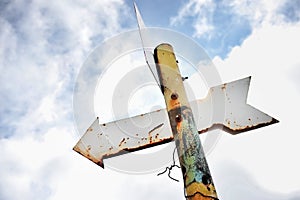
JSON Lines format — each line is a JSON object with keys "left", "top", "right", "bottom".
{"left": 192, "top": 76, "right": 279, "bottom": 135}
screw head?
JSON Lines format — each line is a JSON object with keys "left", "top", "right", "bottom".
{"left": 171, "top": 93, "right": 178, "bottom": 100}
{"left": 175, "top": 114, "right": 182, "bottom": 123}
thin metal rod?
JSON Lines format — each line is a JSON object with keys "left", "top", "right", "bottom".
{"left": 133, "top": 2, "right": 161, "bottom": 86}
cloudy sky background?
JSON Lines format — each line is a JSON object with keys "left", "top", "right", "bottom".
{"left": 1, "top": 0, "right": 300, "bottom": 199}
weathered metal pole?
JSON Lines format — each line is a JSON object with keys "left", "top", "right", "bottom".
{"left": 154, "top": 44, "right": 218, "bottom": 200}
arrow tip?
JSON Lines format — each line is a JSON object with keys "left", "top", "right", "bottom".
{"left": 73, "top": 144, "right": 105, "bottom": 169}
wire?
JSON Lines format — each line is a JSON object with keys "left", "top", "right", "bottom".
{"left": 157, "top": 147, "right": 181, "bottom": 182}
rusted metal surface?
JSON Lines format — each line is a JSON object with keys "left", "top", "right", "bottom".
{"left": 154, "top": 43, "right": 218, "bottom": 199}
{"left": 73, "top": 76, "right": 278, "bottom": 168}
{"left": 191, "top": 76, "right": 279, "bottom": 134}
{"left": 73, "top": 109, "right": 174, "bottom": 168}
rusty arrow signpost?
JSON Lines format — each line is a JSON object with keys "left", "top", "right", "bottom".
{"left": 73, "top": 3, "right": 278, "bottom": 200}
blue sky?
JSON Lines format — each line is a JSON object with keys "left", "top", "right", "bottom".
{"left": 130, "top": 0, "right": 254, "bottom": 58}
{"left": 1, "top": 0, "right": 300, "bottom": 199}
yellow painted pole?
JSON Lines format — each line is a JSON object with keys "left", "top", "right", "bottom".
{"left": 154, "top": 44, "right": 218, "bottom": 200}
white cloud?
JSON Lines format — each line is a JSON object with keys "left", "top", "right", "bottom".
{"left": 170, "top": 0, "right": 215, "bottom": 38}
{"left": 170, "top": 0, "right": 297, "bottom": 40}
{"left": 213, "top": 161, "right": 300, "bottom": 199}
{"left": 211, "top": 18, "right": 300, "bottom": 197}
{"left": 192, "top": 17, "right": 214, "bottom": 38}
{"left": 0, "top": 0, "right": 131, "bottom": 138}
{"left": 0, "top": 126, "right": 74, "bottom": 200}
{"left": 0, "top": 0, "right": 132, "bottom": 199}
{"left": 226, "top": 0, "right": 275, "bottom": 24}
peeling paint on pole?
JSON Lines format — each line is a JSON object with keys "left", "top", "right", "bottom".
{"left": 154, "top": 43, "right": 218, "bottom": 199}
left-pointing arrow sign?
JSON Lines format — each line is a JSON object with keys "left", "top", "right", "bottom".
{"left": 73, "top": 109, "right": 173, "bottom": 168}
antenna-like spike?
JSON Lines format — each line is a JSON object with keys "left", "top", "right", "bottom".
{"left": 133, "top": 2, "right": 161, "bottom": 86}
{"left": 134, "top": 2, "right": 145, "bottom": 29}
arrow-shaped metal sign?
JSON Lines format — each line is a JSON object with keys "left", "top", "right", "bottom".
{"left": 73, "top": 76, "right": 278, "bottom": 168}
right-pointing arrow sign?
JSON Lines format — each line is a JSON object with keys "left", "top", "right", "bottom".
{"left": 73, "top": 77, "right": 279, "bottom": 168}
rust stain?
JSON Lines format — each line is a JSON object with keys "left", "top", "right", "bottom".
{"left": 176, "top": 120, "right": 182, "bottom": 131}
{"left": 221, "top": 83, "right": 227, "bottom": 90}
{"left": 196, "top": 117, "right": 279, "bottom": 135}
{"left": 123, "top": 137, "right": 173, "bottom": 152}
{"left": 87, "top": 145, "right": 91, "bottom": 151}
{"left": 101, "top": 137, "right": 174, "bottom": 160}
{"left": 198, "top": 127, "right": 209, "bottom": 134}
{"left": 73, "top": 146, "right": 104, "bottom": 168}
{"left": 96, "top": 161, "right": 104, "bottom": 168}
{"left": 119, "top": 138, "right": 126, "bottom": 147}
{"left": 169, "top": 99, "right": 181, "bottom": 109}
{"left": 87, "top": 128, "right": 93, "bottom": 131}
